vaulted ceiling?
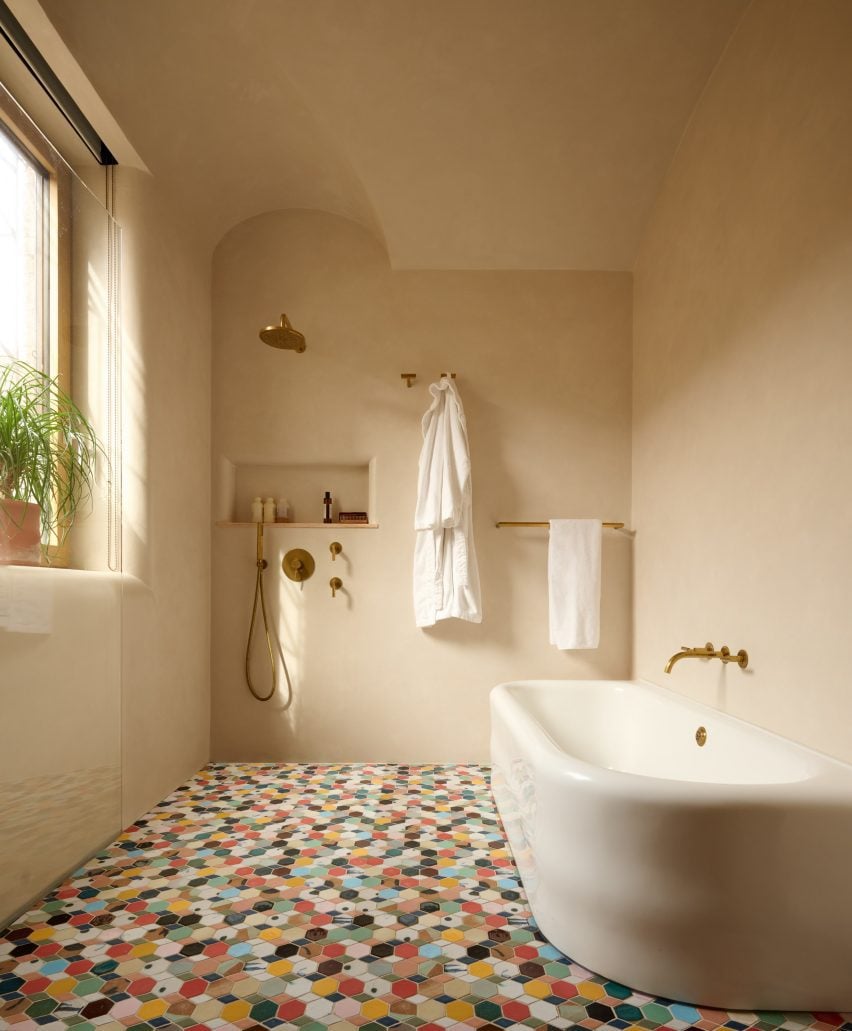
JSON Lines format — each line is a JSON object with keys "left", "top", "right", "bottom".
{"left": 39, "top": 0, "right": 746, "bottom": 268}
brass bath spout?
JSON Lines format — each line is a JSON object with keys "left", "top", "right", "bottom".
{"left": 665, "top": 642, "right": 748, "bottom": 674}
{"left": 665, "top": 642, "right": 715, "bottom": 673}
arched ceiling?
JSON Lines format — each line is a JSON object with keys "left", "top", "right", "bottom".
{"left": 38, "top": 0, "right": 746, "bottom": 268}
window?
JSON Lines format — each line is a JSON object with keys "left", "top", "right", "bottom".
{"left": 1, "top": 93, "right": 74, "bottom": 563}
{"left": 0, "top": 93, "right": 70, "bottom": 390}
{"left": 0, "top": 123, "right": 49, "bottom": 371}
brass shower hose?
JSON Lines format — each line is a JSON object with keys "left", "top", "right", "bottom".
{"left": 245, "top": 523, "right": 293, "bottom": 705}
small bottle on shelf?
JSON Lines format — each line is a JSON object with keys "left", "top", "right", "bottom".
{"left": 323, "top": 491, "right": 333, "bottom": 524}
{"left": 276, "top": 498, "right": 291, "bottom": 523}
{"left": 251, "top": 496, "right": 263, "bottom": 523}
{"left": 263, "top": 497, "right": 276, "bottom": 523}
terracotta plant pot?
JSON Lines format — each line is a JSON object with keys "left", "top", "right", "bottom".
{"left": 0, "top": 499, "right": 42, "bottom": 565}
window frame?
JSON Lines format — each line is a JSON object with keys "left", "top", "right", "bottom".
{"left": 1, "top": 90, "right": 73, "bottom": 565}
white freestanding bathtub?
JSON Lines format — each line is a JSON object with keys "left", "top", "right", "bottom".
{"left": 490, "top": 679, "right": 852, "bottom": 1011}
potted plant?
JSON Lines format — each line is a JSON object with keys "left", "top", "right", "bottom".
{"left": 0, "top": 360, "right": 103, "bottom": 565}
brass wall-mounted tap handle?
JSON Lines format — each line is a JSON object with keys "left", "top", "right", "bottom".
{"left": 330, "top": 576, "right": 343, "bottom": 598}
{"left": 330, "top": 541, "right": 342, "bottom": 561}
{"left": 719, "top": 645, "right": 749, "bottom": 668}
{"left": 685, "top": 642, "right": 715, "bottom": 655}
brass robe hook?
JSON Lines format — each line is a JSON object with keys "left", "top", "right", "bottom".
{"left": 401, "top": 372, "right": 457, "bottom": 388}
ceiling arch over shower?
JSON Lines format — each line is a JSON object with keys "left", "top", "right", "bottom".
{"left": 38, "top": 0, "right": 747, "bottom": 269}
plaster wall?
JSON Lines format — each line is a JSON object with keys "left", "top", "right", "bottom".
{"left": 632, "top": 0, "right": 852, "bottom": 761}
{"left": 212, "top": 210, "right": 632, "bottom": 762}
{"left": 117, "top": 168, "right": 211, "bottom": 822}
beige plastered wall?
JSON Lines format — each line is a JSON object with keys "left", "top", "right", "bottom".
{"left": 212, "top": 209, "right": 632, "bottom": 762}
{"left": 118, "top": 167, "right": 211, "bottom": 822}
{"left": 0, "top": 166, "right": 211, "bottom": 926}
{"left": 632, "top": 0, "right": 852, "bottom": 761}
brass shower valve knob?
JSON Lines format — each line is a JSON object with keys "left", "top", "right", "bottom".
{"left": 330, "top": 576, "right": 343, "bottom": 598}
{"left": 283, "top": 548, "right": 315, "bottom": 582}
{"left": 330, "top": 541, "right": 342, "bottom": 561}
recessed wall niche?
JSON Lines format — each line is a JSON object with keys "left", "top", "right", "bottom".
{"left": 215, "top": 457, "right": 377, "bottom": 526}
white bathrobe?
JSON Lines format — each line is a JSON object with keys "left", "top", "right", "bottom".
{"left": 413, "top": 377, "right": 482, "bottom": 627}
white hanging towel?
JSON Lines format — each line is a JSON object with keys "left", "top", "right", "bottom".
{"left": 413, "top": 377, "right": 482, "bottom": 627}
{"left": 548, "top": 519, "right": 601, "bottom": 649}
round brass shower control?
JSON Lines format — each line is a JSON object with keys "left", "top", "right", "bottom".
{"left": 283, "top": 548, "right": 315, "bottom": 582}
{"left": 695, "top": 726, "right": 707, "bottom": 747}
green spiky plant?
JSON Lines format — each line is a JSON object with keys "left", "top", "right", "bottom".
{"left": 0, "top": 359, "right": 104, "bottom": 556}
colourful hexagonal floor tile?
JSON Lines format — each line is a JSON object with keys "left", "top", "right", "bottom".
{"left": 1, "top": 764, "right": 851, "bottom": 1030}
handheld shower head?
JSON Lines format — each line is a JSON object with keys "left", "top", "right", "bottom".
{"left": 259, "top": 314, "right": 306, "bottom": 352}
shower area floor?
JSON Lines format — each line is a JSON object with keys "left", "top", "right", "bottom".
{"left": 0, "top": 764, "right": 849, "bottom": 1031}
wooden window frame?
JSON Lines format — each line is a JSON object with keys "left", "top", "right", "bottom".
{"left": 1, "top": 90, "right": 73, "bottom": 565}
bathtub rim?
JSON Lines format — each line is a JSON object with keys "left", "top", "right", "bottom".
{"left": 490, "top": 677, "right": 852, "bottom": 800}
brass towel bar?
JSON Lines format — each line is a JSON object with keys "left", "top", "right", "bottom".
{"left": 496, "top": 520, "right": 625, "bottom": 529}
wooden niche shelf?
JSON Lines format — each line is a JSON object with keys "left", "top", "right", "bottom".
{"left": 215, "top": 521, "right": 378, "bottom": 529}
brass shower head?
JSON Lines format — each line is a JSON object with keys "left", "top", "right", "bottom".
{"left": 259, "top": 313, "right": 306, "bottom": 352}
